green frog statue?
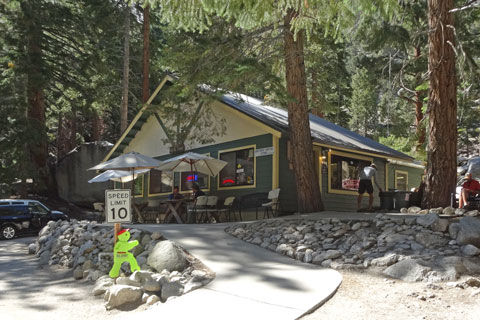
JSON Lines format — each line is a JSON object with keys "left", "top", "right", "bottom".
{"left": 109, "top": 228, "right": 140, "bottom": 278}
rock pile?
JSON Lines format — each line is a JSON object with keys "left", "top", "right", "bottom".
{"left": 400, "top": 206, "right": 478, "bottom": 217}
{"left": 225, "top": 214, "right": 480, "bottom": 282}
{"left": 31, "top": 219, "right": 214, "bottom": 310}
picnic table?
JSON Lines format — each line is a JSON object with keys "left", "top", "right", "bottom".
{"left": 162, "top": 199, "right": 192, "bottom": 224}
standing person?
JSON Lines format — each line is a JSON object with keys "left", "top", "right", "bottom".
{"left": 458, "top": 172, "right": 480, "bottom": 209}
{"left": 357, "top": 163, "right": 382, "bottom": 212}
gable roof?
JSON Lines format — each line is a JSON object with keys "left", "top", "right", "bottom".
{"left": 105, "top": 75, "right": 413, "bottom": 162}
{"left": 221, "top": 93, "right": 413, "bottom": 161}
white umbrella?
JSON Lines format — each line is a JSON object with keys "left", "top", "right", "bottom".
{"left": 156, "top": 152, "right": 227, "bottom": 176}
{"left": 88, "top": 151, "right": 161, "bottom": 223}
{"left": 88, "top": 169, "right": 150, "bottom": 184}
{"left": 88, "top": 151, "right": 161, "bottom": 171}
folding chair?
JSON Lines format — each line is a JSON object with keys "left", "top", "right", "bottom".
{"left": 261, "top": 188, "right": 280, "bottom": 219}
{"left": 187, "top": 196, "right": 207, "bottom": 224}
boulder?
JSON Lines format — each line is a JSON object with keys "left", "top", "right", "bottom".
{"left": 415, "top": 232, "right": 448, "bottom": 249}
{"left": 146, "top": 295, "right": 160, "bottom": 305}
{"left": 383, "top": 259, "right": 431, "bottom": 282}
{"left": 151, "top": 232, "right": 163, "bottom": 240}
{"left": 371, "top": 253, "right": 399, "bottom": 267}
{"left": 416, "top": 213, "right": 439, "bottom": 228}
{"left": 28, "top": 243, "right": 37, "bottom": 254}
{"left": 456, "top": 217, "right": 480, "bottom": 246}
{"left": 160, "top": 281, "right": 184, "bottom": 301}
{"left": 466, "top": 210, "right": 479, "bottom": 217}
{"left": 116, "top": 276, "right": 141, "bottom": 287}
{"left": 443, "top": 206, "right": 456, "bottom": 216}
{"left": 448, "top": 223, "right": 461, "bottom": 239}
{"left": 312, "top": 250, "right": 342, "bottom": 264}
{"left": 429, "top": 207, "right": 443, "bottom": 215}
{"left": 147, "top": 240, "right": 188, "bottom": 273}
{"left": 463, "top": 257, "right": 480, "bottom": 274}
{"left": 104, "top": 285, "right": 143, "bottom": 310}
{"left": 129, "top": 270, "right": 154, "bottom": 284}
{"left": 92, "top": 276, "right": 115, "bottom": 296}
{"left": 462, "top": 244, "right": 480, "bottom": 256}
{"left": 73, "top": 266, "right": 84, "bottom": 280}
{"left": 407, "top": 206, "right": 421, "bottom": 214}
{"left": 432, "top": 219, "right": 449, "bottom": 233}
{"left": 143, "top": 280, "right": 161, "bottom": 292}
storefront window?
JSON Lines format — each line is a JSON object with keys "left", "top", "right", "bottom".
{"left": 330, "top": 154, "right": 370, "bottom": 192}
{"left": 124, "top": 176, "right": 144, "bottom": 196}
{"left": 219, "top": 148, "right": 255, "bottom": 187}
{"left": 149, "top": 170, "right": 173, "bottom": 194}
{"left": 180, "top": 172, "right": 208, "bottom": 191}
{"left": 395, "top": 171, "right": 408, "bottom": 191}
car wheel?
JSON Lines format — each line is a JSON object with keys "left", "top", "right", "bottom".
{"left": 1, "top": 225, "right": 17, "bottom": 240}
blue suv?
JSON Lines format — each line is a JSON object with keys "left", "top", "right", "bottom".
{"left": 0, "top": 200, "right": 68, "bottom": 240}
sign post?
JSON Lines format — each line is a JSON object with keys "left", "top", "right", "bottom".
{"left": 105, "top": 189, "right": 132, "bottom": 244}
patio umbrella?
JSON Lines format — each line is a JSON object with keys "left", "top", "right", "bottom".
{"left": 88, "top": 151, "right": 161, "bottom": 171}
{"left": 88, "top": 151, "right": 161, "bottom": 223}
{"left": 88, "top": 169, "right": 150, "bottom": 184}
{"left": 156, "top": 152, "right": 227, "bottom": 177}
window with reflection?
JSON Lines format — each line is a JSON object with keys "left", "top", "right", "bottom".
{"left": 219, "top": 148, "right": 255, "bottom": 187}
{"left": 149, "top": 170, "right": 173, "bottom": 194}
{"left": 330, "top": 154, "right": 370, "bottom": 191}
{"left": 180, "top": 172, "right": 209, "bottom": 191}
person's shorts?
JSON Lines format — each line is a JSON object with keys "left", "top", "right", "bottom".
{"left": 358, "top": 180, "right": 374, "bottom": 194}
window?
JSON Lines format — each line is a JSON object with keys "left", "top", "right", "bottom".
{"left": 329, "top": 153, "right": 371, "bottom": 192}
{"left": 395, "top": 170, "right": 408, "bottom": 191}
{"left": 219, "top": 147, "right": 255, "bottom": 187}
{"left": 149, "top": 170, "right": 173, "bottom": 195}
{"left": 29, "top": 203, "right": 49, "bottom": 215}
{"left": 124, "top": 176, "right": 144, "bottom": 197}
{"left": 180, "top": 172, "right": 208, "bottom": 191}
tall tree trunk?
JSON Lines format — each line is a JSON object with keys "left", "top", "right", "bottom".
{"left": 284, "top": 10, "right": 324, "bottom": 213}
{"left": 23, "top": 2, "right": 55, "bottom": 196}
{"left": 120, "top": 4, "right": 131, "bottom": 134}
{"left": 414, "top": 46, "right": 425, "bottom": 149}
{"left": 92, "top": 110, "right": 105, "bottom": 141}
{"left": 422, "top": 0, "right": 457, "bottom": 208}
{"left": 57, "top": 111, "right": 77, "bottom": 159}
{"left": 310, "top": 71, "right": 324, "bottom": 117}
{"left": 142, "top": 5, "right": 150, "bottom": 104}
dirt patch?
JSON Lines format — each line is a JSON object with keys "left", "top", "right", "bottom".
{"left": 301, "top": 269, "right": 480, "bottom": 320}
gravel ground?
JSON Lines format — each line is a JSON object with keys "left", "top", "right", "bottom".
{"left": 0, "top": 236, "right": 136, "bottom": 320}
{"left": 301, "top": 269, "right": 480, "bottom": 320}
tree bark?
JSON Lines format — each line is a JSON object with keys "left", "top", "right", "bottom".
{"left": 57, "top": 111, "right": 77, "bottom": 159}
{"left": 142, "top": 5, "right": 150, "bottom": 104}
{"left": 23, "top": 2, "right": 55, "bottom": 196}
{"left": 283, "top": 10, "right": 324, "bottom": 213}
{"left": 120, "top": 4, "right": 131, "bottom": 134}
{"left": 310, "top": 71, "right": 324, "bottom": 118}
{"left": 422, "top": 0, "right": 457, "bottom": 208}
{"left": 92, "top": 110, "right": 105, "bottom": 141}
{"left": 414, "top": 46, "right": 425, "bottom": 149}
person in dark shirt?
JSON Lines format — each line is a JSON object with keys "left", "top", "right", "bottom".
{"left": 168, "top": 186, "right": 184, "bottom": 200}
{"left": 459, "top": 173, "right": 480, "bottom": 209}
{"left": 192, "top": 184, "right": 205, "bottom": 199}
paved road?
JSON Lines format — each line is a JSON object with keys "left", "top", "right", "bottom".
{"left": 129, "top": 223, "right": 342, "bottom": 320}
{"left": 0, "top": 222, "right": 343, "bottom": 320}
{"left": 0, "top": 237, "right": 120, "bottom": 320}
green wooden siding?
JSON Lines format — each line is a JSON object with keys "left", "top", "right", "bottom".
{"left": 141, "top": 134, "right": 274, "bottom": 203}
{"left": 320, "top": 152, "right": 387, "bottom": 212}
{"left": 278, "top": 137, "right": 298, "bottom": 213}
{"left": 387, "top": 164, "right": 424, "bottom": 191}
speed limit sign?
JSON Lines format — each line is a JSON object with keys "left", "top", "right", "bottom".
{"left": 105, "top": 189, "right": 131, "bottom": 223}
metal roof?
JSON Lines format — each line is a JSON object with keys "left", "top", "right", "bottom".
{"left": 220, "top": 93, "right": 413, "bottom": 161}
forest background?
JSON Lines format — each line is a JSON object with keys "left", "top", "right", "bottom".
{"left": 0, "top": 0, "right": 479, "bottom": 210}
